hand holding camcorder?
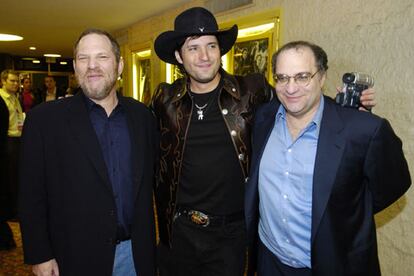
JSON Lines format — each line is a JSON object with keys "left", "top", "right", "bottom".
{"left": 335, "top": 72, "right": 374, "bottom": 109}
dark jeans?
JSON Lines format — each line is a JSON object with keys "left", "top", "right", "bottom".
{"left": 158, "top": 214, "right": 247, "bottom": 276}
{"left": 257, "top": 239, "right": 312, "bottom": 276}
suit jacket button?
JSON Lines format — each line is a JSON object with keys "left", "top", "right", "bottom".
{"left": 109, "top": 210, "right": 115, "bottom": 216}
{"left": 238, "top": 153, "right": 245, "bottom": 161}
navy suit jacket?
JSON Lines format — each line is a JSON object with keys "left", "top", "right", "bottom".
{"left": 19, "top": 92, "right": 157, "bottom": 275}
{"left": 245, "top": 96, "right": 411, "bottom": 276}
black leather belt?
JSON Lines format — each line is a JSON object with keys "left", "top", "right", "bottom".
{"left": 176, "top": 207, "right": 244, "bottom": 227}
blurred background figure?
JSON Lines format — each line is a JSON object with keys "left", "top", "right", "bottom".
{"left": 65, "top": 73, "right": 81, "bottom": 97}
{"left": 0, "top": 69, "right": 23, "bottom": 251}
{"left": 19, "top": 77, "right": 39, "bottom": 112}
{"left": 1, "top": 74, "right": 14, "bottom": 251}
{"left": 40, "top": 75, "right": 65, "bottom": 102}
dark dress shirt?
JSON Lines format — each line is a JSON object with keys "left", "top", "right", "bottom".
{"left": 84, "top": 95, "right": 133, "bottom": 238}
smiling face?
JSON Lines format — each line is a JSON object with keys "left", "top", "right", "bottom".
{"left": 175, "top": 35, "right": 221, "bottom": 92}
{"left": 274, "top": 46, "right": 326, "bottom": 120}
{"left": 73, "top": 33, "right": 123, "bottom": 101}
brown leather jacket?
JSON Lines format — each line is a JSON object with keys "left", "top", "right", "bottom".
{"left": 151, "top": 69, "right": 274, "bottom": 246}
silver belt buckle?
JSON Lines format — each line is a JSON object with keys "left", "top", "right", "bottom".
{"left": 189, "top": 210, "right": 210, "bottom": 227}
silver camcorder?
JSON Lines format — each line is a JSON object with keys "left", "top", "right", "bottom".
{"left": 335, "top": 72, "right": 374, "bottom": 109}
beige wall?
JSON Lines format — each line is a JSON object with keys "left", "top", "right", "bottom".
{"left": 117, "top": 0, "right": 414, "bottom": 274}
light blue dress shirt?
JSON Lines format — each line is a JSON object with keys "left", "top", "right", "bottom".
{"left": 258, "top": 96, "right": 324, "bottom": 268}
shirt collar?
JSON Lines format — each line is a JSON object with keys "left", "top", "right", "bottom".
{"left": 0, "top": 88, "right": 13, "bottom": 99}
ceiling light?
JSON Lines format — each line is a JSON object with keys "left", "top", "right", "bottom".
{"left": 60, "top": 61, "right": 68, "bottom": 65}
{"left": 135, "top": 50, "right": 151, "bottom": 58}
{"left": 238, "top": 23, "right": 275, "bottom": 38}
{"left": 32, "top": 60, "right": 41, "bottom": 64}
{"left": 44, "top": 54, "right": 61, "bottom": 57}
{"left": 29, "top": 46, "right": 36, "bottom": 50}
{"left": 22, "top": 57, "right": 36, "bottom": 61}
{"left": 0, "top": 33, "right": 23, "bottom": 41}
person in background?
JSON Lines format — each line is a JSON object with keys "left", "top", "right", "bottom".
{"left": 0, "top": 69, "right": 24, "bottom": 226}
{"left": 19, "top": 77, "right": 39, "bottom": 112}
{"left": 245, "top": 40, "right": 411, "bottom": 276}
{"left": 40, "top": 75, "right": 65, "bottom": 102}
{"left": 151, "top": 7, "right": 376, "bottom": 276}
{"left": 19, "top": 29, "right": 156, "bottom": 276}
{"left": 0, "top": 75, "right": 15, "bottom": 251}
{"left": 65, "top": 73, "right": 81, "bottom": 97}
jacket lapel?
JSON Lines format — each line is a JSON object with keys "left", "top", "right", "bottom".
{"left": 247, "top": 99, "right": 279, "bottom": 200}
{"left": 245, "top": 98, "right": 279, "bottom": 236}
{"left": 311, "top": 97, "right": 346, "bottom": 244}
{"left": 252, "top": 99, "right": 280, "bottom": 173}
{"left": 65, "top": 93, "right": 112, "bottom": 192}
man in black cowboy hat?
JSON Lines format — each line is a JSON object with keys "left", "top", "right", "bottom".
{"left": 151, "top": 7, "right": 376, "bottom": 276}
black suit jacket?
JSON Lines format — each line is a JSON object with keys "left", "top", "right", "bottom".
{"left": 39, "top": 87, "right": 66, "bottom": 102}
{"left": 19, "top": 92, "right": 157, "bottom": 275}
{"left": 0, "top": 97, "right": 9, "bottom": 218}
{"left": 245, "top": 96, "right": 411, "bottom": 276}
{"left": 0, "top": 96, "right": 8, "bottom": 155}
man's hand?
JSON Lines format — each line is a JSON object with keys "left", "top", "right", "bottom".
{"left": 359, "top": 87, "right": 376, "bottom": 111}
{"left": 336, "top": 87, "right": 377, "bottom": 111}
{"left": 32, "top": 259, "right": 59, "bottom": 276}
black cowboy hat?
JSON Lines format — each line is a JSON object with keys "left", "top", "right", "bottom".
{"left": 154, "top": 7, "right": 238, "bottom": 65}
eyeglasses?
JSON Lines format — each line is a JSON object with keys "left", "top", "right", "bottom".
{"left": 274, "top": 70, "right": 320, "bottom": 87}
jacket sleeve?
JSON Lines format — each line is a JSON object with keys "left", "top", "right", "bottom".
{"left": 254, "top": 74, "right": 275, "bottom": 105}
{"left": 18, "top": 112, "right": 54, "bottom": 264}
{"left": 363, "top": 118, "right": 411, "bottom": 213}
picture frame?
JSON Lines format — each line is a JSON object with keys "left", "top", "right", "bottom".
{"left": 132, "top": 48, "right": 152, "bottom": 105}
{"left": 232, "top": 35, "right": 271, "bottom": 79}
{"left": 138, "top": 58, "right": 151, "bottom": 105}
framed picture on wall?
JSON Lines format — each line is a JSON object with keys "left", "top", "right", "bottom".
{"left": 132, "top": 49, "right": 152, "bottom": 105}
{"left": 139, "top": 58, "right": 151, "bottom": 105}
{"left": 233, "top": 36, "right": 269, "bottom": 77}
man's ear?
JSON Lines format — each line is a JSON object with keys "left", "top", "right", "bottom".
{"left": 319, "top": 71, "right": 327, "bottom": 87}
{"left": 118, "top": 56, "right": 124, "bottom": 77}
{"left": 174, "top": 50, "right": 183, "bottom": 65}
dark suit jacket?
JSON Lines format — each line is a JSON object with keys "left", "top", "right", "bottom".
{"left": 19, "top": 92, "right": 157, "bottom": 275}
{"left": 0, "top": 96, "right": 8, "bottom": 156}
{"left": 245, "top": 96, "right": 411, "bottom": 276}
{"left": 0, "top": 97, "right": 9, "bottom": 218}
{"left": 39, "top": 87, "right": 66, "bottom": 102}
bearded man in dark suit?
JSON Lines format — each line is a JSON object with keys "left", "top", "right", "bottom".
{"left": 19, "top": 29, "right": 157, "bottom": 276}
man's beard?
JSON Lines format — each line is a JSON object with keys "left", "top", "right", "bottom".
{"left": 80, "top": 69, "right": 118, "bottom": 101}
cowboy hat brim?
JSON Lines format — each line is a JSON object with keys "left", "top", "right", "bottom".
{"left": 154, "top": 24, "right": 238, "bottom": 65}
